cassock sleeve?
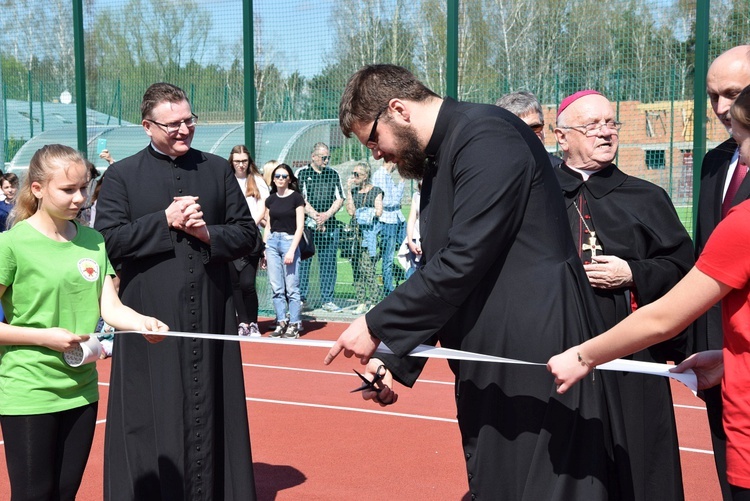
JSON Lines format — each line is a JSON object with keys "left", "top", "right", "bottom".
{"left": 628, "top": 189, "right": 694, "bottom": 362}
{"left": 366, "top": 117, "right": 536, "bottom": 386}
{"left": 201, "top": 161, "right": 259, "bottom": 264}
{"left": 623, "top": 188, "right": 694, "bottom": 305}
{"left": 94, "top": 161, "right": 175, "bottom": 267}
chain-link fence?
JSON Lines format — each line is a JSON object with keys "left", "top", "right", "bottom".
{"left": 2, "top": 0, "right": 749, "bottom": 320}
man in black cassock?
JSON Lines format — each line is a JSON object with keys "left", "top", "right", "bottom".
{"left": 324, "top": 64, "right": 634, "bottom": 499}
{"left": 95, "top": 83, "right": 258, "bottom": 500}
{"left": 554, "top": 90, "right": 694, "bottom": 501}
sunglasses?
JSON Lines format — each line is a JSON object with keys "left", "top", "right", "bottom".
{"left": 274, "top": 173, "right": 289, "bottom": 179}
{"left": 528, "top": 122, "right": 545, "bottom": 133}
{"left": 319, "top": 155, "right": 330, "bottom": 161}
{"left": 366, "top": 109, "right": 386, "bottom": 149}
{"left": 352, "top": 172, "right": 362, "bottom": 178}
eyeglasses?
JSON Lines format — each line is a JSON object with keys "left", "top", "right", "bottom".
{"left": 233, "top": 159, "right": 249, "bottom": 164}
{"left": 559, "top": 121, "right": 622, "bottom": 137}
{"left": 146, "top": 113, "right": 198, "bottom": 134}
{"left": 274, "top": 173, "right": 289, "bottom": 179}
{"left": 352, "top": 172, "right": 361, "bottom": 178}
{"left": 319, "top": 155, "right": 330, "bottom": 162}
{"left": 366, "top": 109, "right": 386, "bottom": 149}
{"left": 528, "top": 122, "right": 545, "bottom": 133}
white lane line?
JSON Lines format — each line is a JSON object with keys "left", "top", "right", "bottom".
{"left": 247, "top": 397, "right": 458, "bottom": 422}
{"left": 243, "top": 362, "right": 454, "bottom": 385}
{"left": 679, "top": 447, "right": 714, "bottom": 455}
{"left": 674, "top": 403, "right": 706, "bottom": 410}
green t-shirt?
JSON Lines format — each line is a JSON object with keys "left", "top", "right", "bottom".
{"left": 0, "top": 220, "right": 114, "bottom": 415}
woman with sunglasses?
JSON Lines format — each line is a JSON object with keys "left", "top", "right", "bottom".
{"left": 345, "top": 162, "right": 383, "bottom": 315}
{"left": 262, "top": 164, "right": 305, "bottom": 338}
{"left": 228, "top": 145, "right": 269, "bottom": 337}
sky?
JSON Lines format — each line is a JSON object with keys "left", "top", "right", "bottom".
{"left": 252, "top": 0, "right": 333, "bottom": 77}
{"left": 89, "top": 0, "right": 334, "bottom": 78}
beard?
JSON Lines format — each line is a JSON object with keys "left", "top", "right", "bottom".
{"left": 392, "top": 123, "right": 428, "bottom": 180}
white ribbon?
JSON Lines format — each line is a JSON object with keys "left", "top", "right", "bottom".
{"left": 109, "top": 330, "right": 698, "bottom": 391}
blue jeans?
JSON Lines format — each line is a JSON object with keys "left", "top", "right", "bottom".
{"left": 266, "top": 232, "right": 302, "bottom": 323}
{"left": 378, "top": 221, "right": 405, "bottom": 295}
{"left": 299, "top": 225, "right": 340, "bottom": 304}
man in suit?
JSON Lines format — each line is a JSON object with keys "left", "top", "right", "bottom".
{"left": 693, "top": 44, "right": 750, "bottom": 500}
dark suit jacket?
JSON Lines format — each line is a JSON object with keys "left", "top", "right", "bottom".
{"left": 693, "top": 137, "right": 750, "bottom": 352}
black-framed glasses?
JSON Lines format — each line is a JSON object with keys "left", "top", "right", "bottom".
{"left": 559, "top": 120, "right": 622, "bottom": 137}
{"left": 320, "top": 155, "right": 330, "bottom": 161}
{"left": 352, "top": 172, "right": 361, "bottom": 178}
{"left": 528, "top": 122, "right": 545, "bottom": 133}
{"left": 146, "top": 113, "right": 198, "bottom": 134}
{"left": 366, "top": 109, "right": 386, "bottom": 149}
{"left": 274, "top": 173, "right": 289, "bottom": 179}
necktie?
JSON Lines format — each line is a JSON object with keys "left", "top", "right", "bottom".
{"left": 722, "top": 161, "right": 749, "bottom": 219}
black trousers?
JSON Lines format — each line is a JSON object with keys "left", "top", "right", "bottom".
{"left": 1, "top": 402, "right": 98, "bottom": 501}
{"left": 229, "top": 255, "right": 260, "bottom": 325}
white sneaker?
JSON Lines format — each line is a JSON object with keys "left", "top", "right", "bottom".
{"left": 271, "top": 320, "right": 288, "bottom": 338}
{"left": 354, "top": 303, "right": 368, "bottom": 315}
{"left": 248, "top": 322, "right": 261, "bottom": 337}
{"left": 322, "top": 302, "right": 342, "bottom": 312}
{"left": 282, "top": 323, "right": 300, "bottom": 339}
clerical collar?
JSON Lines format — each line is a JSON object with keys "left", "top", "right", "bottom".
{"left": 565, "top": 165, "right": 597, "bottom": 181}
{"left": 150, "top": 142, "right": 178, "bottom": 160}
{"left": 424, "top": 97, "right": 456, "bottom": 160}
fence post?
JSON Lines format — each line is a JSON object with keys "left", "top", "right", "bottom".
{"left": 446, "top": 0, "right": 459, "bottom": 99}
{"left": 118, "top": 79, "right": 122, "bottom": 126}
{"left": 27, "top": 70, "right": 33, "bottom": 139}
{"left": 669, "top": 63, "right": 676, "bottom": 198}
{"left": 691, "top": 0, "right": 710, "bottom": 231}
{"left": 243, "top": 0, "right": 257, "bottom": 157}
{"left": 40, "top": 81, "right": 45, "bottom": 132}
{"left": 73, "top": 0, "right": 88, "bottom": 157}
{"left": 0, "top": 62, "right": 4, "bottom": 165}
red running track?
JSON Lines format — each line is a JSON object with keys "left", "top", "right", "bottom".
{"left": 0, "top": 320, "right": 722, "bottom": 500}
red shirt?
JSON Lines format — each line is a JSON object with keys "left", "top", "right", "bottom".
{"left": 697, "top": 200, "right": 750, "bottom": 488}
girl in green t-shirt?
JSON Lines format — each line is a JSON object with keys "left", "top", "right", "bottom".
{"left": 0, "top": 144, "right": 169, "bottom": 500}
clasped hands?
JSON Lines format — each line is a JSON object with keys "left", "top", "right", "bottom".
{"left": 165, "top": 195, "right": 210, "bottom": 243}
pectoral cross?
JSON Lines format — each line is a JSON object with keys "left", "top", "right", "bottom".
{"left": 582, "top": 231, "right": 602, "bottom": 258}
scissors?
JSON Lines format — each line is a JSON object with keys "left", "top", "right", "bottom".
{"left": 351, "top": 364, "right": 387, "bottom": 393}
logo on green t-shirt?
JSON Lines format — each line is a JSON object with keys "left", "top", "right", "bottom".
{"left": 78, "top": 258, "right": 100, "bottom": 282}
